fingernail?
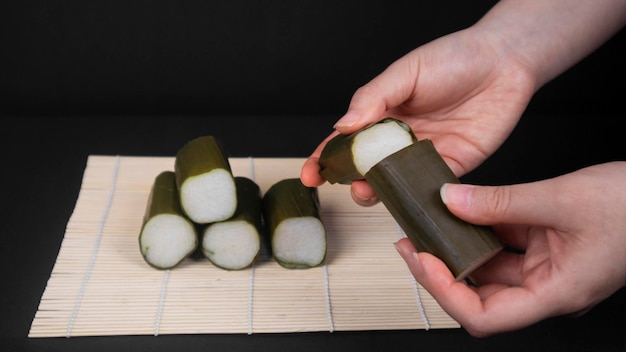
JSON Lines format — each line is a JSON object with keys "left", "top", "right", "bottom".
{"left": 411, "top": 252, "right": 423, "bottom": 273}
{"left": 394, "top": 241, "right": 419, "bottom": 256}
{"left": 351, "top": 189, "right": 379, "bottom": 206}
{"left": 440, "top": 183, "right": 472, "bottom": 209}
{"left": 333, "top": 111, "right": 361, "bottom": 128}
{"left": 395, "top": 242, "right": 422, "bottom": 273}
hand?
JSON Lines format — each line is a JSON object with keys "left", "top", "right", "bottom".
{"left": 301, "top": 25, "right": 536, "bottom": 205}
{"left": 395, "top": 162, "right": 626, "bottom": 337}
{"left": 300, "top": 0, "right": 625, "bottom": 207}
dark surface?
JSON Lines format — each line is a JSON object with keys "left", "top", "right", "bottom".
{"left": 1, "top": 1, "right": 624, "bottom": 117}
{"left": 1, "top": 1, "right": 624, "bottom": 351}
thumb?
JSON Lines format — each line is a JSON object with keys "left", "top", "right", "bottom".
{"left": 440, "top": 182, "right": 558, "bottom": 227}
{"left": 334, "top": 57, "right": 417, "bottom": 134}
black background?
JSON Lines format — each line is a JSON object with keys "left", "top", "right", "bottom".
{"left": 2, "top": 0, "right": 624, "bottom": 116}
{"left": 1, "top": 1, "right": 624, "bottom": 351}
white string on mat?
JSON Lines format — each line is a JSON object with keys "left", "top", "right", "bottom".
{"left": 247, "top": 264, "right": 256, "bottom": 335}
{"left": 247, "top": 156, "right": 256, "bottom": 335}
{"left": 395, "top": 224, "right": 430, "bottom": 330}
{"left": 66, "top": 155, "right": 121, "bottom": 338}
{"left": 322, "top": 263, "right": 335, "bottom": 333}
{"left": 154, "top": 270, "right": 170, "bottom": 336}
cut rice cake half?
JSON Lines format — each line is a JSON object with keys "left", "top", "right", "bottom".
{"left": 202, "top": 177, "right": 263, "bottom": 270}
{"left": 262, "top": 178, "right": 326, "bottom": 269}
{"left": 271, "top": 217, "right": 326, "bottom": 269}
{"left": 175, "top": 136, "right": 237, "bottom": 224}
{"left": 139, "top": 171, "right": 198, "bottom": 270}
{"left": 319, "top": 118, "right": 417, "bottom": 184}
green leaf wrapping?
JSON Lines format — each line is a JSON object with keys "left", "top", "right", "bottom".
{"left": 262, "top": 178, "right": 327, "bottom": 269}
{"left": 175, "top": 135, "right": 232, "bottom": 180}
{"left": 174, "top": 135, "right": 236, "bottom": 223}
{"left": 229, "top": 176, "right": 264, "bottom": 234}
{"left": 142, "top": 171, "right": 188, "bottom": 221}
{"left": 365, "top": 140, "right": 502, "bottom": 281}
{"left": 139, "top": 171, "right": 198, "bottom": 270}
{"left": 319, "top": 118, "right": 417, "bottom": 184}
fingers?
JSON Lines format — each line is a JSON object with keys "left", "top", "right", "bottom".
{"left": 467, "top": 250, "right": 525, "bottom": 286}
{"left": 300, "top": 157, "right": 325, "bottom": 187}
{"left": 298, "top": 130, "right": 382, "bottom": 208}
{"left": 439, "top": 181, "right": 561, "bottom": 227}
{"left": 300, "top": 131, "right": 340, "bottom": 187}
{"left": 304, "top": 54, "right": 418, "bottom": 187}
{"left": 302, "top": 165, "right": 381, "bottom": 206}
{"left": 394, "top": 238, "right": 551, "bottom": 337}
{"left": 350, "top": 180, "right": 380, "bottom": 207}
{"left": 490, "top": 223, "right": 531, "bottom": 252}
{"left": 334, "top": 56, "right": 417, "bottom": 134}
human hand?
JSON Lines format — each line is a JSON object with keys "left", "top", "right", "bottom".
{"left": 301, "top": 26, "right": 536, "bottom": 205}
{"left": 395, "top": 162, "right": 626, "bottom": 337}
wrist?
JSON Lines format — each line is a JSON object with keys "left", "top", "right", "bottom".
{"left": 473, "top": 0, "right": 626, "bottom": 89}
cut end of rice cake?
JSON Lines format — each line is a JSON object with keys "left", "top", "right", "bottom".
{"left": 352, "top": 120, "right": 415, "bottom": 175}
{"left": 202, "top": 220, "right": 261, "bottom": 270}
{"left": 272, "top": 217, "right": 326, "bottom": 269}
{"left": 140, "top": 214, "right": 198, "bottom": 269}
{"left": 179, "top": 169, "right": 236, "bottom": 224}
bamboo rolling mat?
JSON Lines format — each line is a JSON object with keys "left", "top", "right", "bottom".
{"left": 29, "top": 155, "right": 459, "bottom": 338}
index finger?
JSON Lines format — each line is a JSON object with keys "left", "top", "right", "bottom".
{"left": 334, "top": 56, "right": 418, "bottom": 134}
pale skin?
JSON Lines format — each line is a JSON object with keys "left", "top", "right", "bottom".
{"left": 300, "top": 0, "right": 626, "bottom": 337}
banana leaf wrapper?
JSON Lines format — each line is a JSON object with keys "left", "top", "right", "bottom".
{"left": 365, "top": 140, "right": 503, "bottom": 281}
{"left": 139, "top": 171, "right": 198, "bottom": 270}
{"left": 230, "top": 176, "right": 264, "bottom": 234}
{"left": 174, "top": 135, "right": 236, "bottom": 224}
{"left": 262, "top": 178, "right": 327, "bottom": 269}
{"left": 319, "top": 118, "right": 417, "bottom": 184}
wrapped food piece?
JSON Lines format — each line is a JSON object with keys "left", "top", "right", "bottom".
{"left": 175, "top": 136, "right": 237, "bottom": 224}
{"left": 262, "top": 178, "right": 326, "bottom": 269}
{"left": 139, "top": 171, "right": 198, "bottom": 270}
{"left": 365, "top": 140, "right": 503, "bottom": 281}
{"left": 318, "top": 118, "right": 417, "bottom": 184}
{"left": 201, "top": 177, "right": 263, "bottom": 270}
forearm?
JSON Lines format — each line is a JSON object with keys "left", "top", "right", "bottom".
{"left": 473, "top": 0, "right": 626, "bottom": 89}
